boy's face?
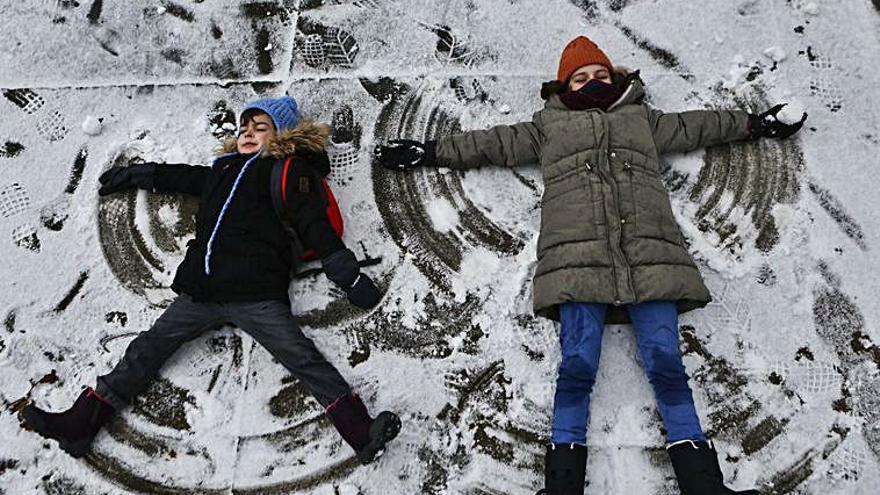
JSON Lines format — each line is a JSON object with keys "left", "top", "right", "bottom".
{"left": 569, "top": 64, "right": 612, "bottom": 91}
{"left": 237, "top": 112, "right": 276, "bottom": 154}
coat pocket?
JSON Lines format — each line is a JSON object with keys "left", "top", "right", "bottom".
{"left": 630, "top": 168, "right": 680, "bottom": 244}
{"left": 537, "top": 169, "right": 601, "bottom": 256}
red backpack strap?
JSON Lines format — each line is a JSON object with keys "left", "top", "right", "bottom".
{"left": 270, "top": 156, "right": 305, "bottom": 258}
{"left": 281, "top": 157, "right": 292, "bottom": 203}
{"left": 321, "top": 179, "right": 344, "bottom": 238}
{"left": 272, "top": 155, "right": 345, "bottom": 261}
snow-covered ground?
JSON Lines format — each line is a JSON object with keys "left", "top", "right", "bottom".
{"left": 1, "top": 0, "right": 879, "bottom": 493}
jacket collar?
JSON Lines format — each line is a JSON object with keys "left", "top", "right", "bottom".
{"left": 545, "top": 74, "right": 646, "bottom": 113}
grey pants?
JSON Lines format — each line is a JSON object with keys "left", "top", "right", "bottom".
{"left": 96, "top": 294, "right": 351, "bottom": 410}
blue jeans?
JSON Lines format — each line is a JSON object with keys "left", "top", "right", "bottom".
{"left": 551, "top": 301, "right": 706, "bottom": 445}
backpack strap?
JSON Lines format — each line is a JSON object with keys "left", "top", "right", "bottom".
{"left": 270, "top": 156, "right": 306, "bottom": 259}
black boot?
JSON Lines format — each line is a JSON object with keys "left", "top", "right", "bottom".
{"left": 667, "top": 440, "right": 760, "bottom": 494}
{"left": 21, "top": 387, "right": 116, "bottom": 458}
{"left": 536, "top": 443, "right": 588, "bottom": 495}
{"left": 326, "top": 394, "right": 401, "bottom": 464}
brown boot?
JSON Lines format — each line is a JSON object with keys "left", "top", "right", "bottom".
{"left": 326, "top": 394, "right": 400, "bottom": 464}
{"left": 22, "top": 387, "right": 115, "bottom": 458}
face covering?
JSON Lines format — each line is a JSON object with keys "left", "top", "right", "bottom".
{"left": 559, "top": 78, "right": 624, "bottom": 111}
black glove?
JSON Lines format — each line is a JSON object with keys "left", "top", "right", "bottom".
{"left": 748, "top": 104, "right": 807, "bottom": 140}
{"left": 345, "top": 273, "right": 381, "bottom": 309}
{"left": 98, "top": 163, "right": 157, "bottom": 196}
{"left": 375, "top": 139, "right": 436, "bottom": 170}
{"left": 321, "top": 248, "right": 381, "bottom": 309}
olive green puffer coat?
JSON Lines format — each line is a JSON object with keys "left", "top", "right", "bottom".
{"left": 434, "top": 76, "right": 750, "bottom": 323}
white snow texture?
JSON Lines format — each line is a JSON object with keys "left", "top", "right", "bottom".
{"left": 1, "top": 1, "right": 880, "bottom": 494}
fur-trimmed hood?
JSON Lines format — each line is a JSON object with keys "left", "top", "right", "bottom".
{"left": 217, "top": 118, "right": 331, "bottom": 158}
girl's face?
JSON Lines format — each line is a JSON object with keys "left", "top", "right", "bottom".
{"left": 237, "top": 112, "right": 276, "bottom": 154}
{"left": 568, "top": 64, "right": 613, "bottom": 91}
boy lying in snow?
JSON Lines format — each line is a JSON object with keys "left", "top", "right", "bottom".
{"left": 23, "top": 95, "right": 400, "bottom": 465}
{"left": 377, "top": 35, "right": 805, "bottom": 495}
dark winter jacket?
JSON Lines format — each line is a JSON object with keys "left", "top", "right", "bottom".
{"left": 434, "top": 72, "right": 751, "bottom": 324}
{"left": 153, "top": 120, "right": 344, "bottom": 303}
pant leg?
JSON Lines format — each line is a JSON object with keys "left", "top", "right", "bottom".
{"left": 225, "top": 300, "right": 352, "bottom": 408}
{"left": 551, "top": 302, "right": 608, "bottom": 445}
{"left": 627, "top": 300, "right": 706, "bottom": 443}
{"left": 96, "top": 294, "right": 223, "bottom": 410}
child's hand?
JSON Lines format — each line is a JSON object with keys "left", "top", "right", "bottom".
{"left": 375, "top": 139, "right": 436, "bottom": 170}
{"left": 748, "top": 104, "right": 807, "bottom": 140}
{"left": 345, "top": 273, "right": 381, "bottom": 309}
{"left": 98, "top": 163, "right": 156, "bottom": 196}
{"left": 321, "top": 248, "right": 382, "bottom": 309}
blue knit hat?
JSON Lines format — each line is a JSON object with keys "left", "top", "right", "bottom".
{"left": 240, "top": 96, "right": 300, "bottom": 132}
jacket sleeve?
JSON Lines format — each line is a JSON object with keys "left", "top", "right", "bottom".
{"left": 284, "top": 163, "right": 345, "bottom": 259}
{"left": 153, "top": 163, "right": 211, "bottom": 195}
{"left": 434, "top": 117, "right": 544, "bottom": 170}
{"left": 647, "top": 108, "right": 751, "bottom": 155}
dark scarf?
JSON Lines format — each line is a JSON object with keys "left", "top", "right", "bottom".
{"left": 559, "top": 79, "right": 624, "bottom": 111}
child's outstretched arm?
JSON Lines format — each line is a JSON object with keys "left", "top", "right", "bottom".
{"left": 152, "top": 163, "right": 211, "bottom": 195}
{"left": 647, "top": 102, "right": 806, "bottom": 155}
{"left": 375, "top": 118, "right": 544, "bottom": 171}
{"left": 286, "top": 149, "right": 381, "bottom": 309}
{"left": 647, "top": 108, "right": 751, "bottom": 154}
{"left": 98, "top": 162, "right": 210, "bottom": 196}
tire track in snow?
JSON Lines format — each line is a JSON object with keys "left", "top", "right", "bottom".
{"left": 807, "top": 180, "right": 868, "bottom": 251}
{"left": 372, "top": 80, "right": 523, "bottom": 293}
{"left": 685, "top": 87, "right": 807, "bottom": 256}
{"left": 811, "top": 262, "right": 880, "bottom": 462}
{"left": 97, "top": 149, "right": 170, "bottom": 303}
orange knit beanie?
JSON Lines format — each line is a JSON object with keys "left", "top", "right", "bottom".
{"left": 556, "top": 36, "right": 613, "bottom": 83}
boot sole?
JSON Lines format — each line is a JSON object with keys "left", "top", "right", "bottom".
{"left": 22, "top": 405, "right": 91, "bottom": 458}
{"left": 357, "top": 411, "right": 401, "bottom": 464}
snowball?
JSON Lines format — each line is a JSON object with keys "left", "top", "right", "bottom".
{"left": 777, "top": 100, "right": 807, "bottom": 125}
{"left": 157, "top": 6, "right": 167, "bottom": 14}
{"left": 802, "top": 2, "right": 819, "bottom": 15}
{"left": 264, "top": 43, "right": 273, "bottom": 51}
{"left": 81, "top": 116, "right": 102, "bottom": 136}
{"left": 497, "top": 103, "right": 511, "bottom": 115}
{"left": 763, "top": 46, "right": 787, "bottom": 63}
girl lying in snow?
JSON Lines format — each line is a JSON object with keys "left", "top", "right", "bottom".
{"left": 22, "top": 96, "right": 400, "bottom": 464}
{"left": 376, "top": 35, "right": 805, "bottom": 495}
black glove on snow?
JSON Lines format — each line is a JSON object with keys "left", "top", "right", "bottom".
{"left": 98, "top": 163, "right": 157, "bottom": 196}
{"left": 322, "top": 248, "right": 382, "bottom": 309}
{"left": 748, "top": 104, "right": 807, "bottom": 140}
{"left": 375, "top": 139, "right": 436, "bottom": 170}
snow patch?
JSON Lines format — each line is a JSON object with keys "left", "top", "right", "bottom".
{"left": 157, "top": 203, "right": 180, "bottom": 230}
{"left": 722, "top": 54, "right": 751, "bottom": 90}
{"left": 426, "top": 197, "right": 460, "bottom": 233}
{"left": 451, "top": 247, "right": 500, "bottom": 303}
{"left": 763, "top": 46, "right": 787, "bottom": 63}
